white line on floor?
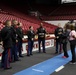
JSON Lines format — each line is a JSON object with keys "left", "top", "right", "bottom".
{"left": 55, "top": 65, "right": 64, "bottom": 72}
{"left": 32, "top": 69, "right": 44, "bottom": 72}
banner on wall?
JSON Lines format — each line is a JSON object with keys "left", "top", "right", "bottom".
{"left": 0, "top": 39, "right": 54, "bottom": 60}
{"left": 22, "top": 39, "right": 54, "bottom": 54}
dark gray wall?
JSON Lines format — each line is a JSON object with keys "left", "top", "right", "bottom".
{"left": 0, "top": 0, "right": 61, "bottom": 5}
{"left": 36, "top": 0, "right": 61, "bottom": 4}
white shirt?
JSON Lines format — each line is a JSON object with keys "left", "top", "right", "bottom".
{"left": 69, "top": 30, "right": 76, "bottom": 40}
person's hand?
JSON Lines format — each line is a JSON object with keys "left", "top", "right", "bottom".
{"left": 56, "top": 36, "right": 59, "bottom": 38}
{"left": 22, "top": 38, "right": 24, "bottom": 41}
{"left": 0, "top": 41, "right": 3, "bottom": 45}
{"left": 2, "top": 46, "right": 4, "bottom": 49}
{"left": 16, "top": 40, "right": 18, "bottom": 43}
{"left": 58, "top": 32, "right": 62, "bottom": 34}
{"left": 32, "top": 38, "right": 34, "bottom": 41}
{"left": 0, "top": 45, "right": 4, "bottom": 49}
{"left": 72, "top": 35, "right": 76, "bottom": 38}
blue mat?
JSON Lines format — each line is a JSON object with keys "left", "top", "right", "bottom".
{"left": 14, "top": 50, "right": 73, "bottom": 75}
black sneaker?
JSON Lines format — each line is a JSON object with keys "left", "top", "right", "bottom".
{"left": 55, "top": 52, "right": 58, "bottom": 54}
{"left": 70, "top": 61, "right": 76, "bottom": 64}
{"left": 26, "top": 55, "right": 30, "bottom": 56}
{"left": 15, "top": 59, "right": 21, "bottom": 61}
{"left": 4, "top": 67, "right": 12, "bottom": 70}
{"left": 30, "top": 54, "right": 33, "bottom": 55}
{"left": 19, "top": 55, "right": 24, "bottom": 57}
{"left": 43, "top": 51, "right": 46, "bottom": 53}
{"left": 38, "top": 51, "right": 41, "bottom": 53}
{"left": 0, "top": 65, "right": 4, "bottom": 68}
{"left": 59, "top": 52, "right": 62, "bottom": 54}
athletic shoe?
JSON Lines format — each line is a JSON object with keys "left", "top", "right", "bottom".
{"left": 19, "top": 55, "right": 24, "bottom": 57}
{"left": 70, "top": 61, "right": 76, "bottom": 64}
{"left": 4, "top": 67, "right": 12, "bottom": 70}
{"left": 62, "top": 56, "right": 67, "bottom": 58}
{"left": 43, "top": 51, "right": 46, "bottom": 53}
{"left": 30, "top": 54, "right": 33, "bottom": 55}
{"left": 26, "top": 55, "right": 30, "bottom": 56}
{"left": 55, "top": 52, "right": 58, "bottom": 54}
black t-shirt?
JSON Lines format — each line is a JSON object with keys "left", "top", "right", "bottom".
{"left": 37, "top": 27, "right": 46, "bottom": 39}
{"left": 27, "top": 30, "right": 35, "bottom": 41}
{"left": 54, "top": 27, "right": 63, "bottom": 41}
{"left": 16, "top": 27, "right": 23, "bottom": 41}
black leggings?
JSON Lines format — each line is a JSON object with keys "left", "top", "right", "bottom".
{"left": 63, "top": 43, "right": 69, "bottom": 57}
{"left": 70, "top": 40, "right": 76, "bottom": 62}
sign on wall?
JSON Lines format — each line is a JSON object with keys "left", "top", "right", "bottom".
{"left": 22, "top": 39, "right": 54, "bottom": 54}
{"left": 0, "top": 39, "right": 54, "bottom": 60}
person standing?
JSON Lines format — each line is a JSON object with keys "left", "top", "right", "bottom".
{"left": 16, "top": 23, "right": 24, "bottom": 57}
{"left": 37, "top": 23, "right": 46, "bottom": 53}
{"left": 62, "top": 25, "right": 69, "bottom": 58}
{"left": 11, "top": 20, "right": 19, "bottom": 62}
{"left": 1, "top": 20, "right": 12, "bottom": 69}
{"left": 69, "top": 25, "right": 76, "bottom": 64}
{"left": 54, "top": 23, "right": 63, "bottom": 54}
{"left": 27, "top": 26, "right": 35, "bottom": 56}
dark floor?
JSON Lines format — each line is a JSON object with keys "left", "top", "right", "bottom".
{"left": 0, "top": 46, "right": 56, "bottom": 75}
{"left": 0, "top": 43, "right": 76, "bottom": 75}
{"left": 51, "top": 63, "right": 76, "bottom": 75}
{"left": 51, "top": 43, "right": 76, "bottom": 75}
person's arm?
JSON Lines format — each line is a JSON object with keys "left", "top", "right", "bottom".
{"left": 54, "top": 29, "right": 59, "bottom": 39}
{"left": 16, "top": 28, "right": 22, "bottom": 39}
{"left": 64, "top": 30, "right": 69, "bottom": 38}
{"left": 44, "top": 28, "right": 47, "bottom": 34}
{"left": 54, "top": 29, "right": 57, "bottom": 36}
{"left": 0, "top": 31, "right": 2, "bottom": 42}
{"left": 1, "top": 29, "right": 11, "bottom": 41}
{"left": 22, "top": 29, "right": 24, "bottom": 38}
{"left": 36, "top": 28, "right": 39, "bottom": 34}
{"left": 27, "top": 31, "right": 32, "bottom": 40}
{"left": 11, "top": 28, "right": 17, "bottom": 42}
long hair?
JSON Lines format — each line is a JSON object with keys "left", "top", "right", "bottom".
{"left": 70, "top": 24, "right": 75, "bottom": 30}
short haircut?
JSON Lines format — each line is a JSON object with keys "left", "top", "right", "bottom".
{"left": 4, "top": 20, "right": 11, "bottom": 26}
{"left": 17, "top": 23, "right": 20, "bottom": 26}
{"left": 12, "top": 19, "right": 16, "bottom": 22}
{"left": 29, "top": 26, "right": 32, "bottom": 29}
{"left": 12, "top": 19, "right": 17, "bottom": 24}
